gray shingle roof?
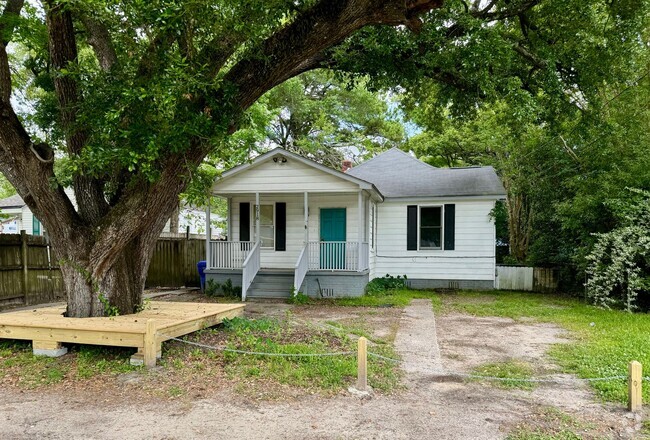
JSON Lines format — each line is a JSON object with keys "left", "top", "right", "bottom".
{"left": 346, "top": 148, "right": 506, "bottom": 198}
{"left": 0, "top": 194, "right": 25, "bottom": 208}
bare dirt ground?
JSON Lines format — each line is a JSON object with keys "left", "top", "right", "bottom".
{"left": 0, "top": 296, "right": 644, "bottom": 439}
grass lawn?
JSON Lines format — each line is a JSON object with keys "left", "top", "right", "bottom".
{"left": 442, "top": 290, "right": 650, "bottom": 404}
{"left": 164, "top": 316, "right": 400, "bottom": 395}
{"left": 322, "top": 288, "right": 442, "bottom": 308}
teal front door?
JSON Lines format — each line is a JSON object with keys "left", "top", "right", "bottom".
{"left": 320, "top": 208, "right": 346, "bottom": 270}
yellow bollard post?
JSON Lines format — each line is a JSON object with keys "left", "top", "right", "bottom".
{"left": 628, "top": 360, "right": 642, "bottom": 412}
{"left": 357, "top": 337, "right": 368, "bottom": 391}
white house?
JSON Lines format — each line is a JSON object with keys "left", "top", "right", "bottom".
{"left": 205, "top": 147, "right": 506, "bottom": 299}
{"left": 0, "top": 194, "right": 47, "bottom": 235}
{"left": 0, "top": 191, "right": 217, "bottom": 238}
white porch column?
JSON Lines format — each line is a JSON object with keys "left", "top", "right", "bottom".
{"left": 255, "top": 192, "right": 260, "bottom": 244}
{"left": 226, "top": 197, "right": 231, "bottom": 241}
{"left": 205, "top": 202, "right": 211, "bottom": 267}
{"left": 358, "top": 191, "right": 363, "bottom": 271}
{"left": 303, "top": 192, "right": 309, "bottom": 244}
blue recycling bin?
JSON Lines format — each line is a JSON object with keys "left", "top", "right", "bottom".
{"left": 197, "top": 260, "right": 207, "bottom": 292}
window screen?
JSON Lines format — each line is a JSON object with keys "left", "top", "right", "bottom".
{"left": 419, "top": 206, "right": 442, "bottom": 249}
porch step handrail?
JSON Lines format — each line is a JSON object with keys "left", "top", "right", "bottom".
{"left": 209, "top": 241, "right": 255, "bottom": 269}
{"left": 293, "top": 244, "right": 309, "bottom": 294}
{"left": 241, "top": 242, "right": 261, "bottom": 301}
{"left": 307, "top": 241, "right": 369, "bottom": 271}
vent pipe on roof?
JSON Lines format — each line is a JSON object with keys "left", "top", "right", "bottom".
{"left": 341, "top": 160, "right": 353, "bottom": 173}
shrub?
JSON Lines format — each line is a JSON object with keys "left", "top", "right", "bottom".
{"left": 366, "top": 274, "right": 408, "bottom": 295}
{"left": 586, "top": 189, "right": 650, "bottom": 311}
{"left": 204, "top": 278, "right": 242, "bottom": 298}
{"left": 288, "top": 287, "right": 310, "bottom": 304}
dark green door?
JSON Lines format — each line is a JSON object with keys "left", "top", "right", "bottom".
{"left": 320, "top": 208, "right": 346, "bottom": 269}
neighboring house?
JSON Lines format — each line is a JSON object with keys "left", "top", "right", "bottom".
{"left": 162, "top": 206, "right": 224, "bottom": 237}
{"left": 205, "top": 147, "right": 506, "bottom": 299}
{"left": 0, "top": 191, "right": 215, "bottom": 238}
{"left": 0, "top": 194, "right": 44, "bottom": 235}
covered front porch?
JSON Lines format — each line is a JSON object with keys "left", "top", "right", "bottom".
{"left": 205, "top": 191, "right": 371, "bottom": 299}
{"left": 204, "top": 148, "right": 383, "bottom": 300}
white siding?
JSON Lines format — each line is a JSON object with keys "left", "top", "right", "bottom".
{"left": 21, "top": 206, "right": 34, "bottom": 235}
{"left": 229, "top": 193, "right": 365, "bottom": 269}
{"left": 373, "top": 199, "right": 496, "bottom": 282}
{"left": 214, "top": 157, "right": 360, "bottom": 194}
{"left": 369, "top": 201, "right": 377, "bottom": 279}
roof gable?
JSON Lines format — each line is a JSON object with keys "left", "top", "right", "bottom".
{"left": 213, "top": 148, "right": 382, "bottom": 197}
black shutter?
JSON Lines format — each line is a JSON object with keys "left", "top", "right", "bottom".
{"left": 407, "top": 205, "right": 417, "bottom": 251}
{"left": 276, "top": 202, "right": 286, "bottom": 251}
{"left": 240, "top": 202, "right": 250, "bottom": 241}
{"left": 444, "top": 204, "right": 455, "bottom": 250}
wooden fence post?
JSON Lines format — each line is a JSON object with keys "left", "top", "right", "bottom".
{"left": 628, "top": 360, "right": 642, "bottom": 412}
{"left": 357, "top": 336, "right": 368, "bottom": 391}
{"left": 20, "top": 230, "right": 29, "bottom": 303}
{"left": 144, "top": 319, "right": 158, "bottom": 368}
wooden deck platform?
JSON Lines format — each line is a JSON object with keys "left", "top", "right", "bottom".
{"left": 0, "top": 301, "right": 245, "bottom": 367}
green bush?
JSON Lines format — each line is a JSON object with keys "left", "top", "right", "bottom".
{"left": 289, "top": 292, "right": 310, "bottom": 304}
{"left": 586, "top": 188, "right": 650, "bottom": 311}
{"left": 204, "top": 278, "right": 241, "bottom": 298}
{"left": 366, "top": 274, "right": 409, "bottom": 295}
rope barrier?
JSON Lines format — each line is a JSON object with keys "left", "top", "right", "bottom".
{"left": 441, "top": 372, "right": 628, "bottom": 383}
{"left": 163, "top": 334, "right": 632, "bottom": 385}
{"left": 368, "top": 352, "right": 401, "bottom": 363}
{"left": 161, "top": 334, "right": 355, "bottom": 358}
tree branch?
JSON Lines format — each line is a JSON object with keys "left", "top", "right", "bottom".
{"left": 473, "top": 0, "right": 540, "bottom": 21}
{"left": 0, "top": 0, "right": 23, "bottom": 45}
{"left": 0, "top": 0, "right": 24, "bottom": 102}
{"left": 512, "top": 43, "right": 547, "bottom": 70}
{"left": 225, "top": 0, "right": 443, "bottom": 111}
{"left": 80, "top": 14, "right": 117, "bottom": 71}
{"left": 46, "top": 1, "right": 109, "bottom": 224}
{"left": 0, "top": 2, "right": 81, "bottom": 244}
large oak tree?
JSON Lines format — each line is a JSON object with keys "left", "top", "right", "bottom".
{"left": 0, "top": 0, "right": 646, "bottom": 316}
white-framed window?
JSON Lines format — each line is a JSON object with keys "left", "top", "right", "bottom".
{"left": 252, "top": 204, "right": 275, "bottom": 249}
{"left": 419, "top": 205, "right": 443, "bottom": 250}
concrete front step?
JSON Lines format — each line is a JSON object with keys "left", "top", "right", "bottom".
{"left": 247, "top": 271, "right": 294, "bottom": 298}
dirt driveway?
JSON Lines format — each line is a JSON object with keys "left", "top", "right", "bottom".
{"left": 0, "top": 298, "right": 643, "bottom": 439}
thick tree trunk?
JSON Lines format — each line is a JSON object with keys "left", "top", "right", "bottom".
{"left": 169, "top": 203, "right": 180, "bottom": 234}
{"left": 57, "top": 232, "right": 160, "bottom": 317}
{"left": 506, "top": 192, "right": 533, "bottom": 263}
{"left": 59, "top": 249, "right": 140, "bottom": 317}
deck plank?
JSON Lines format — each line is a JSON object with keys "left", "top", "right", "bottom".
{"left": 0, "top": 301, "right": 245, "bottom": 366}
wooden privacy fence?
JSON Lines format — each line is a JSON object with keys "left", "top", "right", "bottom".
{"left": 495, "top": 265, "right": 559, "bottom": 292}
{"left": 0, "top": 232, "right": 65, "bottom": 306}
{"left": 145, "top": 237, "right": 205, "bottom": 288}
{"left": 0, "top": 233, "right": 205, "bottom": 308}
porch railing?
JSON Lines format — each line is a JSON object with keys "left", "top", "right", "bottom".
{"left": 359, "top": 242, "right": 369, "bottom": 272}
{"left": 209, "top": 241, "right": 254, "bottom": 269}
{"left": 241, "top": 242, "right": 261, "bottom": 301}
{"left": 293, "top": 244, "right": 309, "bottom": 293}
{"left": 307, "top": 241, "right": 369, "bottom": 272}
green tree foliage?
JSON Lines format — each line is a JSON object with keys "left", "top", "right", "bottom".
{"left": 397, "top": 1, "right": 649, "bottom": 296}
{"left": 262, "top": 70, "right": 405, "bottom": 167}
{"left": 0, "top": 173, "right": 15, "bottom": 199}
